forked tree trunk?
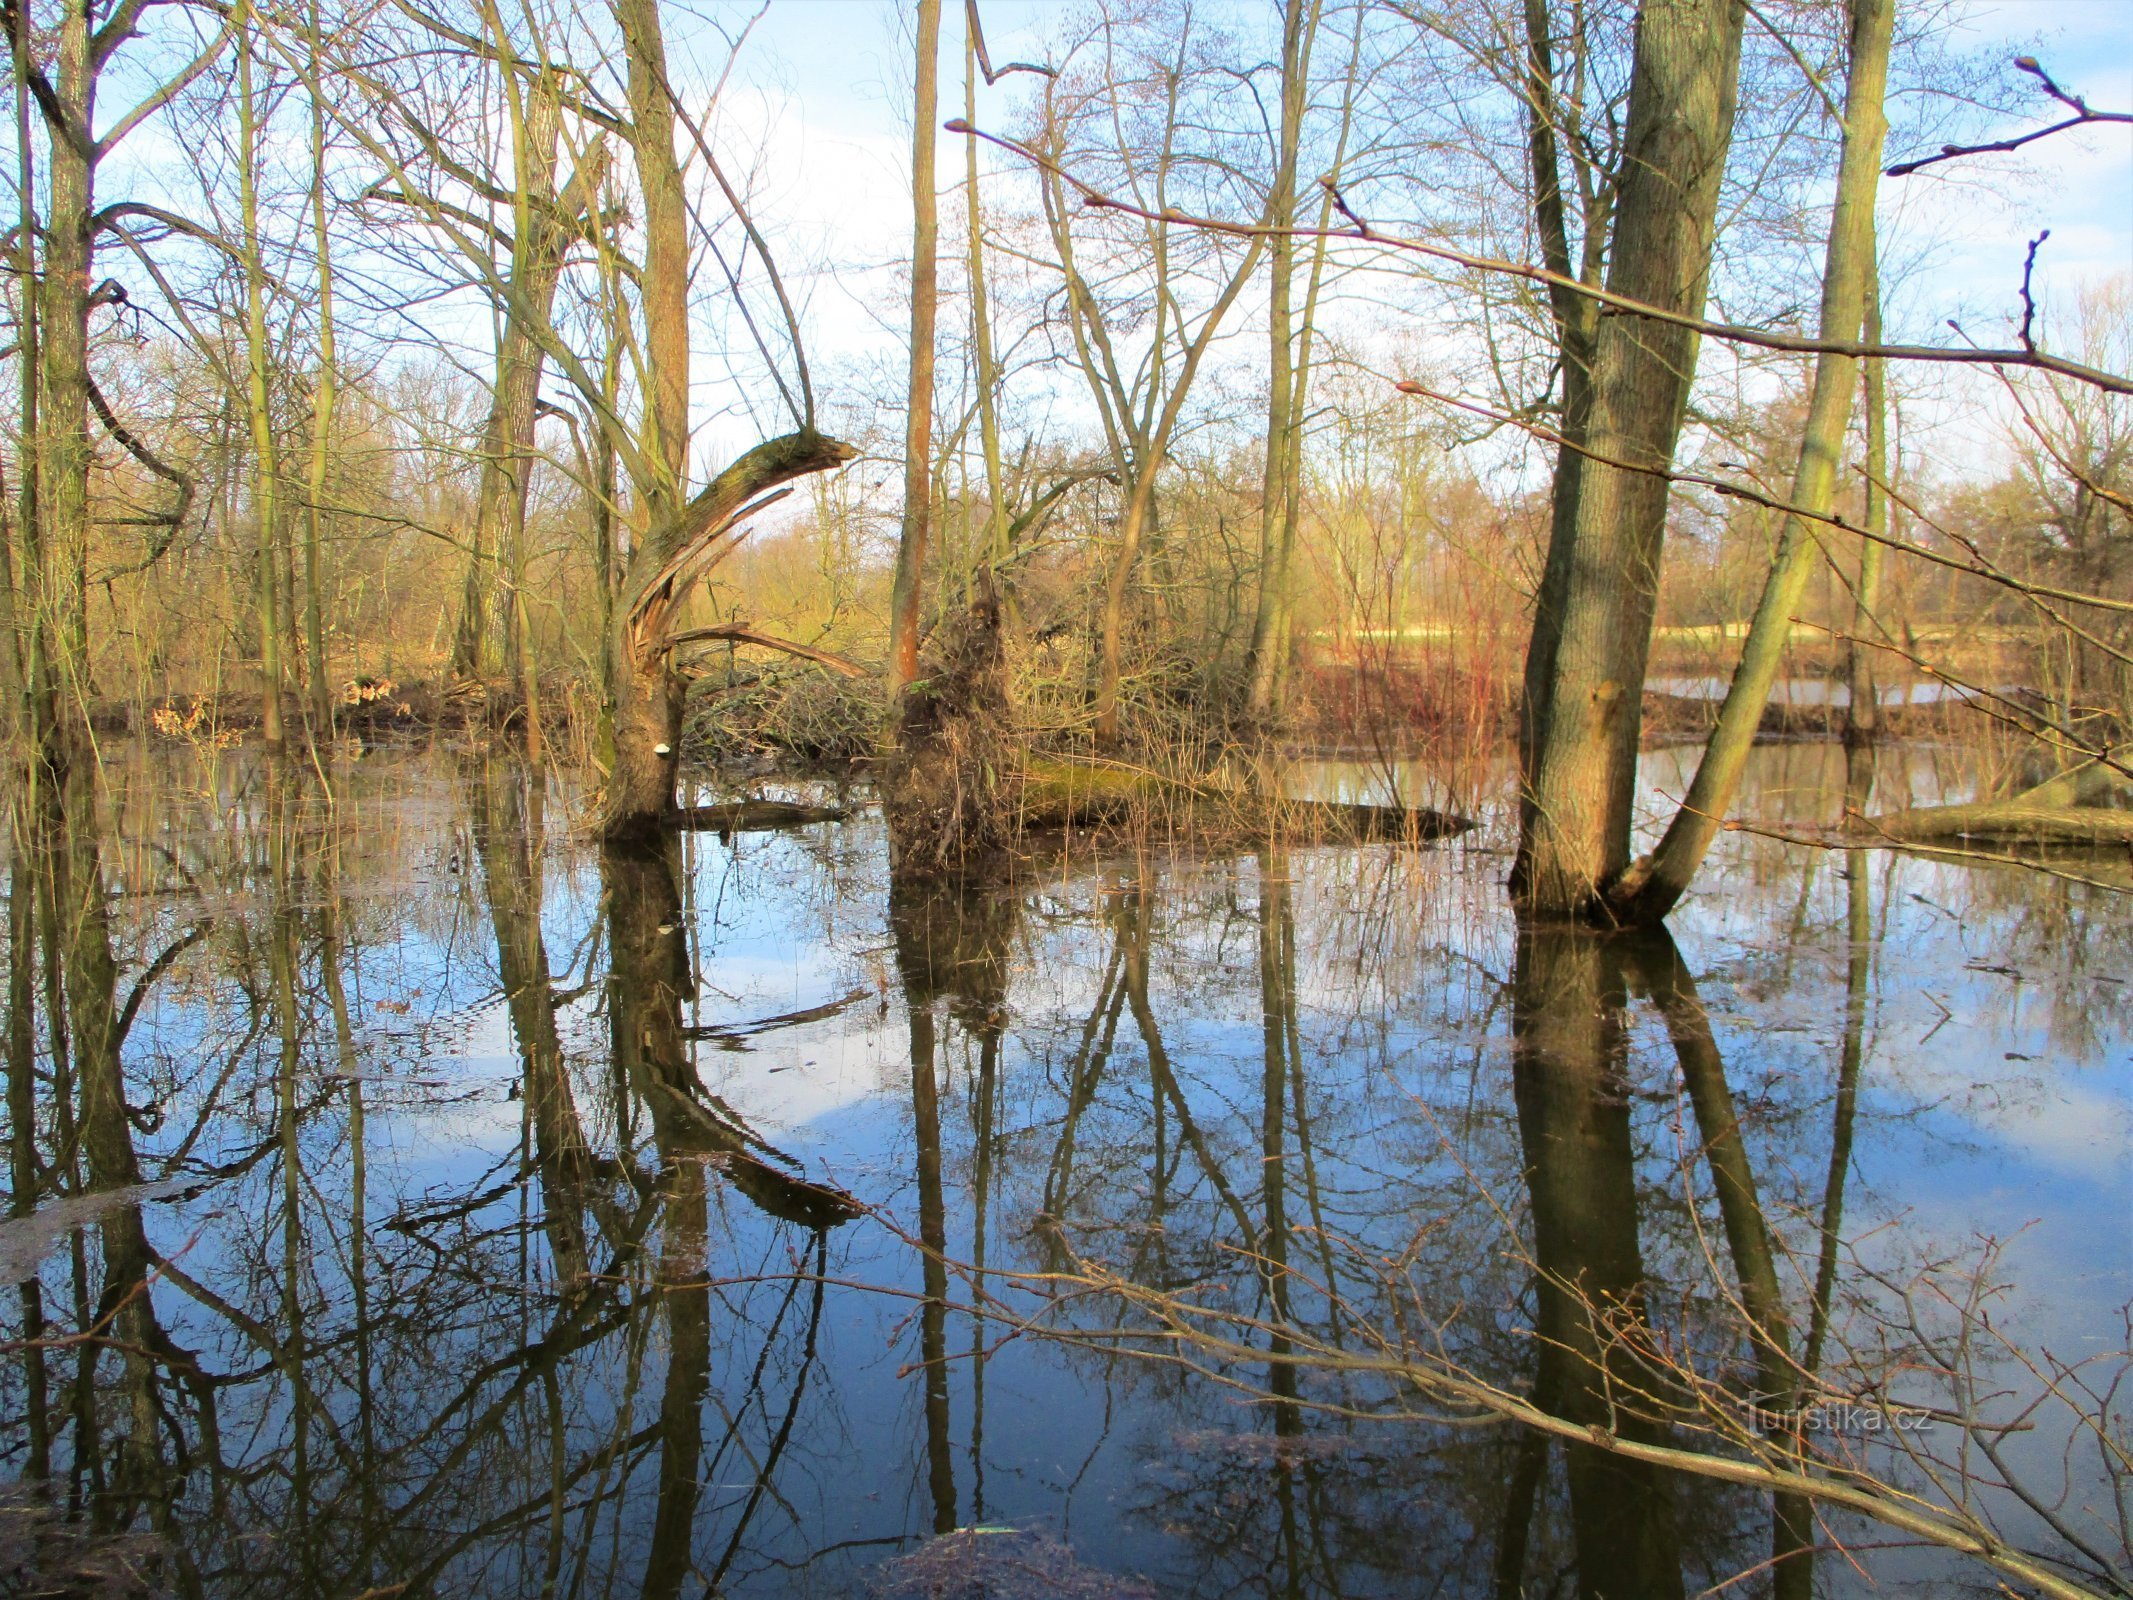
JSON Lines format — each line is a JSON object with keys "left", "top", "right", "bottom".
{"left": 1609, "top": 0, "right": 1893, "bottom": 923}
{"left": 1513, "top": 0, "right": 1749, "bottom": 917}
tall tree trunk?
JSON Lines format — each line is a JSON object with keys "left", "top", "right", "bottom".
{"left": 889, "top": 0, "right": 944, "bottom": 694}
{"left": 7, "top": 0, "right": 40, "bottom": 735}
{"left": 35, "top": 0, "right": 96, "bottom": 765}
{"left": 1244, "top": 0, "right": 1318, "bottom": 721}
{"left": 237, "top": 3, "right": 285, "bottom": 748}
{"left": 604, "top": 0, "right": 852, "bottom": 835}
{"left": 302, "top": 0, "right": 338, "bottom": 736}
{"left": 1846, "top": 254, "right": 1887, "bottom": 749}
{"left": 606, "top": 0, "right": 696, "bottom": 833}
{"left": 1609, "top": 0, "right": 1894, "bottom": 923}
{"left": 964, "top": 24, "right": 1006, "bottom": 567}
{"left": 1515, "top": 0, "right": 1603, "bottom": 816}
{"left": 1513, "top": 0, "right": 1749, "bottom": 917}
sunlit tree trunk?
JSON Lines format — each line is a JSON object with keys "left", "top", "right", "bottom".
{"left": 607, "top": 0, "right": 698, "bottom": 830}
{"left": 237, "top": 0, "right": 285, "bottom": 747}
{"left": 1243, "top": 0, "right": 1320, "bottom": 721}
{"left": 964, "top": 23, "right": 1007, "bottom": 567}
{"left": 889, "top": 0, "right": 943, "bottom": 695}
{"left": 1515, "top": 0, "right": 1606, "bottom": 814}
{"left": 6, "top": 0, "right": 39, "bottom": 738}
{"left": 1846, "top": 254, "right": 1887, "bottom": 748}
{"left": 1514, "top": 0, "right": 1748, "bottom": 917}
{"left": 1611, "top": 0, "right": 1894, "bottom": 922}
{"left": 34, "top": 0, "right": 96, "bottom": 763}
{"left": 301, "top": 0, "right": 338, "bottom": 735}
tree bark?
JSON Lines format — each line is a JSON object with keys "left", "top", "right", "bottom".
{"left": 238, "top": 0, "right": 284, "bottom": 748}
{"left": 1609, "top": 0, "right": 1893, "bottom": 923}
{"left": 889, "top": 0, "right": 944, "bottom": 695}
{"left": 603, "top": 430, "right": 855, "bottom": 838}
{"left": 1515, "top": 0, "right": 1605, "bottom": 817}
{"left": 1845, "top": 253, "right": 1887, "bottom": 748}
{"left": 1243, "top": 0, "right": 1319, "bottom": 721}
{"left": 1513, "top": 0, "right": 1748, "bottom": 917}
{"left": 35, "top": 0, "right": 96, "bottom": 763}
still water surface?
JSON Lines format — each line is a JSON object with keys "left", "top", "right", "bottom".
{"left": 1, "top": 741, "right": 2127, "bottom": 1597}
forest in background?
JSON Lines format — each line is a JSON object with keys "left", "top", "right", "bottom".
{"left": 0, "top": 0, "right": 2128, "bottom": 904}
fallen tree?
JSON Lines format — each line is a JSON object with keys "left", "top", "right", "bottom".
{"left": 1869, "top": 748, "right": 2133, "bottom": 844}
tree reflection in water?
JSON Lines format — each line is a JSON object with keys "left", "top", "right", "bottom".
{"left": 0, "top": 744, "right": 2124, "bottom": 1598}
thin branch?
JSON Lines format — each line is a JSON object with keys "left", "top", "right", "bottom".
{"left": 947, "top": 120, "right": 2133, "bottom": 398}
{"left": 1887, "top": 57, "right": 2133, "bottom": 177}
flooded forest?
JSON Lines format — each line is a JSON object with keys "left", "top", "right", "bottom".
{"left": 0, "top": 0, "right": 2129, "bottom": 1594}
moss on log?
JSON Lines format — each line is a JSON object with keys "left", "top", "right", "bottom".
{"left": 1868, "top": 803, "right": 2133, "bottom": 845}
{"left": 1867, "top": 750, "right": 2133, "bottom": 844}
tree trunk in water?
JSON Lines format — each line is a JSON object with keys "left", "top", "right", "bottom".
{"left": 1513, "top": 0, "right": 1748, "bottom": 917}
{"left": 1515, "top": 0, "right": 1602, "bottom": 826}
{"left": 602, "top": 432, "right": 857, "bottom": 839}
{"left": 1625, "top": 932, "right": 1813, "bottom": 1599}
{"left": 606, "top": 0, "right": 699, "bottom": 837}
{"left": 1609, "top": 0, "right": 1893, "bottom": 923}
{"left": 888, "top": 0, "right": 943, "bottom": 695}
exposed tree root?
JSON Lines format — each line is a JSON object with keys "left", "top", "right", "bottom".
{"left": 880, "top": 572, "right": 1017, "bottom": 875}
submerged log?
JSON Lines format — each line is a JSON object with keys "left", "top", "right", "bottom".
{"left": 668, "top": 799, "right": 849, "bottom": 834}
{"left": 1868, "top": 749, "right": 2133, "bottom": 844}
{"left": 1017, "top": 756, "right": 1472, "bottom": 842}
{"left": 1869, "top": 803, "right": 2133, "bottom": 845}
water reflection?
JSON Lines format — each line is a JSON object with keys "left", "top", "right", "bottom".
{"left": 0, "top": 744, "right": 2124, "bottom": 1597}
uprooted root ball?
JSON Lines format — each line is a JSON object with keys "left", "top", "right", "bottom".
{"left": 881, "top": 572, "right": 1018, "bottom": 875}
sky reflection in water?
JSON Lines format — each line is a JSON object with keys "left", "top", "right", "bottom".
{"left": 2, "top": 742, "right": 2128, "bottom": 1598}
